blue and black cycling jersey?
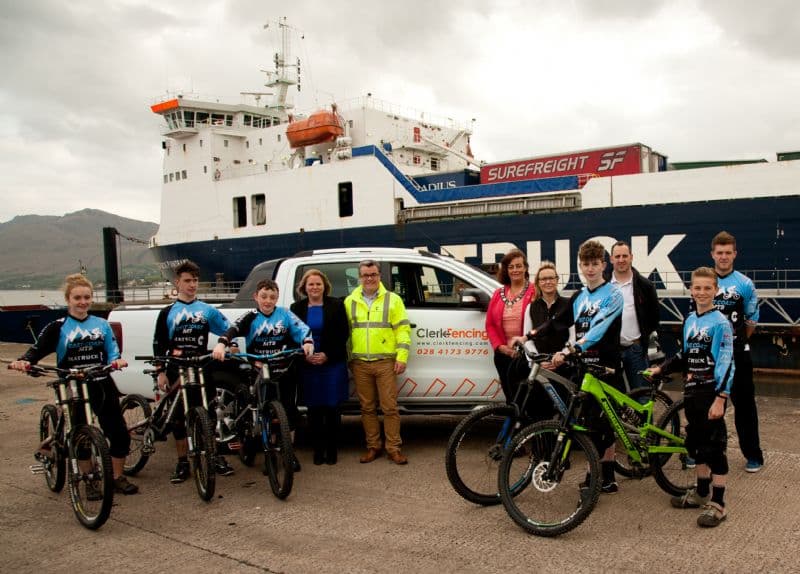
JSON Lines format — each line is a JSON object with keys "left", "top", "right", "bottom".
{"left": 690, "top": 270, "right": 758, "bottom": 351}
{"left": 570, "top": 282, "right": 623, "bottom": 368}
{"left": 21, "top": 314, "right": 120, "bottom": 370}
{"left": 662, "top": 308, "right": 734, "bottom": 395}
{"left": 153, "top": 299, "right": 230, "bottom": 357}
{"left": 221, "top": 307, "right": 312, "bottom": 377}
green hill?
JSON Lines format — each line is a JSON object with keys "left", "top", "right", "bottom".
{"left": 0, "top": 209, "right": 161, "bottom": 289}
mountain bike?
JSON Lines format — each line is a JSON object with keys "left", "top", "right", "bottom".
{"left": 497, "top": 349, "right": 691, "bottom": 537}
{"left": 216, "top": 349, "right": 303, "bottom": 499}
{"left": 16, "top": 362, "right": 117, "bottom": 530}
{"left": 444, "top": 345, "right": 578, "bottom": 506}
{"left": 120, "top": 354, "right": 217, "bottom": 501}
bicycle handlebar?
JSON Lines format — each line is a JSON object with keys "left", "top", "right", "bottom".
{"left": 8, "top": 362, "right": 121, "bottom": 380}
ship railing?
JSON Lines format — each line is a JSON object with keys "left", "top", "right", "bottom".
{"left": 93, "top": 282, "right": 245, "bottom": 305}
{"left": 337, "top": 96, "right": 472, "bottom": 133}
{"left": 398, "top": 192, "right": 582, "bottom": 222}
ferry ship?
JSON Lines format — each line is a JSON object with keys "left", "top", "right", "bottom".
{"left": 147, "top": 19, "right": 800, "bottom": 369}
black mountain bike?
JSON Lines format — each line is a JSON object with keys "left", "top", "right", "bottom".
{"left": 18, "top": 363, "right": 117, "bottom": 529}
{"left": 120, "top": 354, "right": 217, "bottom": 501}
{"left": 217, "top": 350, "right": 303, "bottom": 499}
{"left": 445, "top": 345, "right": 578, "bottom": 506}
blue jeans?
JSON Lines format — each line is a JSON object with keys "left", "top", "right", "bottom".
{"left": 621, "top": 342, "right": 649, "bottom": 392}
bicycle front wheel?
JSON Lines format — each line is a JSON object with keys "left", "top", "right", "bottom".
{"left": 614, "top": 388, "right": 673, "bottom": 478}
{"left": 444, "top": 404, "right": 518, "bottom": 506}
{"left": 652, "top": 399, "right": 693, "bottom": 496}
{"left": 187, "top": 407, "right": 216, "bottom": 501}
{"left": 498, "top": 421, "right": 600, "bottom": 537}
{"left": 121, "top": 394, "right": 152, "bottom": 476}
{"left": 39, "top": 404, "right": 65, "bottom": 492}
{"left": 68, "top": 425, "right": 114, "bottom": 530}
{"left": 263, "top": 400, "right": 294, "bottom": 500}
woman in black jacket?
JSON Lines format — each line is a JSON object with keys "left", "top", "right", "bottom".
{"left": 290, "top": 269, "right": 350, "bottom": 465}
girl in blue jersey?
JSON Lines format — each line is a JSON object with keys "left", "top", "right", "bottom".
{"left": 10, "top": 274, "right": 139, "bottom": 495}
{"left": 213, "top": 279, "right": 313, "bottom": 469}
{"left": 649, "top": 267, "right": 734, "bottom": 528}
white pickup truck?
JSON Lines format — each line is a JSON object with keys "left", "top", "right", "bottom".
{"left": 108, "top": 247, "right": 504, "bottom": 413}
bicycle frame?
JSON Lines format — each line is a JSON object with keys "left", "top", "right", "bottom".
{"left": 577, "top": 371, "right": 685, "bottom": 466}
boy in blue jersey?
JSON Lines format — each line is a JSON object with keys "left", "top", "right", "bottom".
{"left": 153, "top": 261, "right": 234, "bottom": 482}
{"left": 212, "top": 279, "right": 313, "bottom": 470}
{"left": 709, "top": 231, "right": 763, "bottom": 472}
{"left": 553, "top": 240, "right": 624, "bottom": 493}
{"left": 649, "top": 267, "right": 734, "bottom": 527}
{"left": 10, "top": 274, "right": 139, "bottom": 495}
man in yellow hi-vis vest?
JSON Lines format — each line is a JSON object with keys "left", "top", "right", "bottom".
{"left": 345, "top": 260, "right": 411, "bottom": 465}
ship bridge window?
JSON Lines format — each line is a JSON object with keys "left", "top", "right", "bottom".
{"left": 338, "top": 182, "right": 353, "bottom": 218}
{"left": 430, "top": 157, "right": 439, "bottom": 171}
{"left": 183, "top": 111, "right": 195, "bottom": 128}
{"left": 212, "top": 113, "right": 225, "bottom": 126}
{"left": 244, "top": 114, "right": 252, "bottom": 127}
{"left": 196, "top": 112, "right": 209, "bottom": 126}
{"left": 233, "top": 196, "right": 247, "bottom": 228}
{"left": 182, "top": 170, "right": 187, "bottom": 179}
{"left": 251, "top": 194, "right": 266, "bottom": 226}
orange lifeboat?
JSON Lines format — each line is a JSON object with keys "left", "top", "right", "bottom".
{"left": 285, "top": 107, "right": 344, "bottom": 148}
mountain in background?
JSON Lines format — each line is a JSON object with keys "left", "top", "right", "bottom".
{"left": 0, "top": 209, "right": 161, "bottom": 289}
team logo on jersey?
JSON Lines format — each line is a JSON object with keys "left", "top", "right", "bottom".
{"left": 172, "top": 308, "right": 205, "bottom": 326}
{"left": 716, "top": 285, "right": 741, "bottom": 301}
{"left": 66, "top": 326, "right": 102, "bottom": 342}
{"left": 254, "top": 319, "right": 285, "bottom": 338}
{"left": 576, "top": 299, "right": 601, "bottom": 318}
{"left": 686, "top": 322, "right": 712, "bottom": 343}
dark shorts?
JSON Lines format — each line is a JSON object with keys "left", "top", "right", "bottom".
{"left": 684, "top": 391, "right": 727, "bottom": 462}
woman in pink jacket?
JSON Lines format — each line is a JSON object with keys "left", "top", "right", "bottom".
{"left": 485, "top": 248, "right": 536, "bottom": 402}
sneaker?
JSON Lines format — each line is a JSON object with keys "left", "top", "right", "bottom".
{"left": 600, "top": 480, "right": 619, "bottom": 495}
{"left": 113, "top": 476, "right": 139, "bottom": 495}
{"left": 170, "top": 460, "right": 190, "bottom": 483}
{"left": 215, "top": 456, "right": 235, "bottom": 476}
{"left": 85, "top": 481, "right": 103, "bottom": 501}
{"left": 745, "top": 460, "right": 763, "bottom": 473}
{"left": 685, "top": 456, "right": 696, "bottom": 469}
{"left": 671, "top": 487, "right": 709, "bottom": 509}
{"left": 697, "top": 502, "right": 727, "bottom": 527}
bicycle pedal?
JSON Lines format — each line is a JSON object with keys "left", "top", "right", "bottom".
{"left": 142, "top": 445, "right": 156, "bottom": 455}
{"left": 29, "top": 464, "right": 46, "bottom": 475}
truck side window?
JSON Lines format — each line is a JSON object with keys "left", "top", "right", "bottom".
{"left": 293, "top": 262, "right": 362, "bottom": 301}
{"left": 391, "top": 263, "right": 476, "bottom": 308}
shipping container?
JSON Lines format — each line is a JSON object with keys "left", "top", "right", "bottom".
{"left": 479, "top": 143, "right": 667, "bottom": 184}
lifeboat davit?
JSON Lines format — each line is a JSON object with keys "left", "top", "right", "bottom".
{"left": 285, "top": 108, "right": 344, "bottom": 148}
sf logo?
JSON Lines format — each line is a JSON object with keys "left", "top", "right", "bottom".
{"left": 597, "top": 150, "right": 627, "bottom": 171}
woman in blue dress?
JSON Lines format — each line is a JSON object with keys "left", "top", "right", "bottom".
{"left": 290, "top": 269, "right": 350, "bottom": 465}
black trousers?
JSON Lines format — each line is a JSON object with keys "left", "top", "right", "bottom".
{"left": 730, "top": 350, "right": 763, "bottom": 464}
{"left": 307, "top": 406, "right": 341, "bottom": 457}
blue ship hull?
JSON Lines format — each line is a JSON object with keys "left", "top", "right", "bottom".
{"left": 152, "top": 195, "right": 799, "bottom": 287}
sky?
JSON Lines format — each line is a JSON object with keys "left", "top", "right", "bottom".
{"left": 1, "top": 0, "right": 799, "bottom": 224}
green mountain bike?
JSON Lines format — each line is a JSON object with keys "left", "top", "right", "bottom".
{"left": 497, "top": 349, "right": 691, "bottom": 537}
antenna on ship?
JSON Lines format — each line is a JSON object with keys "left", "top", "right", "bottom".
{"left": 262, "top": 17, "right": 304, "bottom": 113}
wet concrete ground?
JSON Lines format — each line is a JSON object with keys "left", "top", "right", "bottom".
{"left": 1, "top": 342, "right": 799, "bottom": 573}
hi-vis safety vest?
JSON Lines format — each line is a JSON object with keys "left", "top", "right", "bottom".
{"left": 345, "top": 283, "right": 411, "bottom": 363}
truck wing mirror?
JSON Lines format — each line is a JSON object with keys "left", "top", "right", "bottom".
{"left": 459, "top": 288, "right": 489, "bottom": 310}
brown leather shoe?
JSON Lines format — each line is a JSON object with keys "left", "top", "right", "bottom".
{"left": 387, "top": 451, "right": 408, "bottom": 465}
{"left": 359, "top": 448, "right": 383, "bottom": 463}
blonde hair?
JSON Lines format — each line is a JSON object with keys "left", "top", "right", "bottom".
{"left": 534, "top": 261, "right": 559, "bottom": 299}
{"left": 63, "top": 273, "right": 93, "bottom": 300}
{"left": 296, "top": 268, "right": 332, "bottom": 298}
{"left": 691, "top": 266, "right": 718, "bottom": 287}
